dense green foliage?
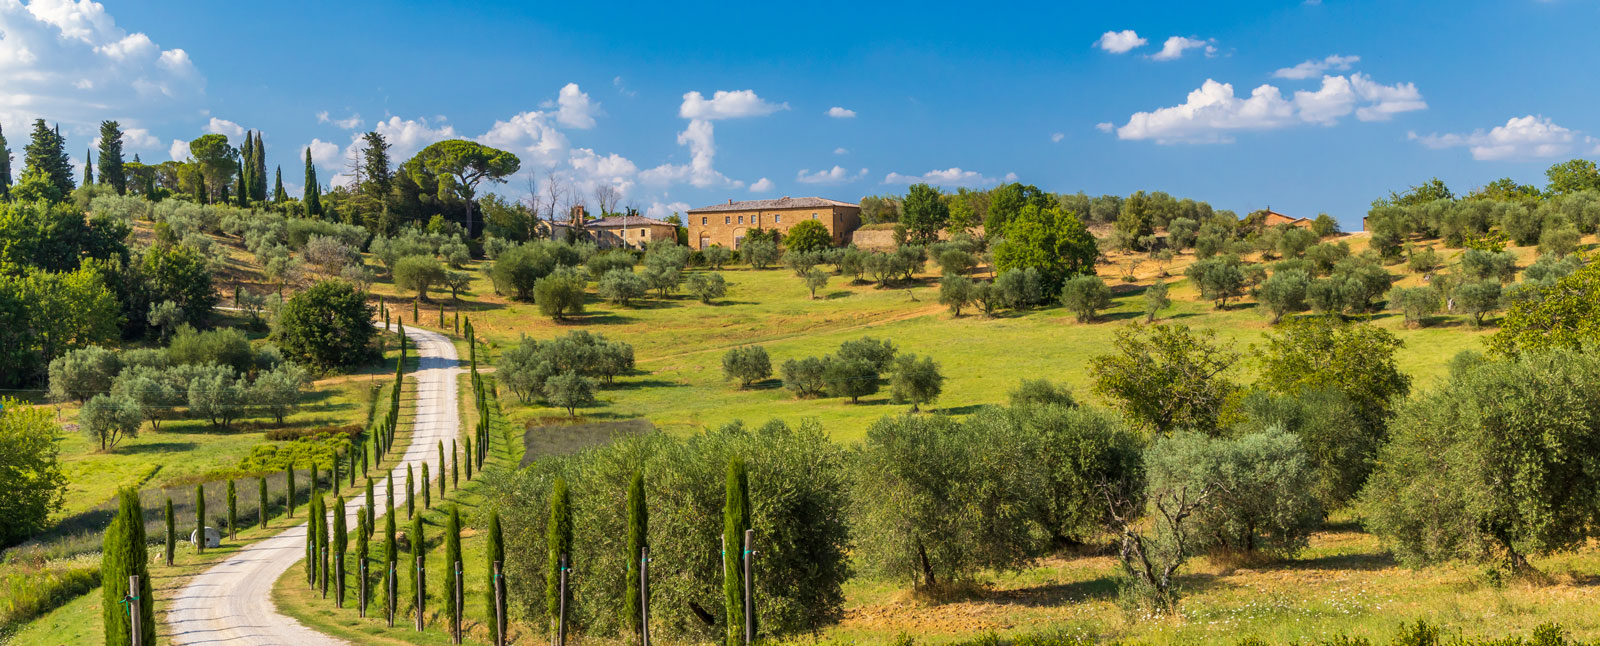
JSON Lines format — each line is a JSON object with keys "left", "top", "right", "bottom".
{"left": 1091, "top": 324, "right": 1238, "bottom": 436}
{"left": 0, "top": 400, "right": 66, "bottom": 546}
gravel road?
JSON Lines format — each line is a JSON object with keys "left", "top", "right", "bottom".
{"left": 164, "top": 325, "right": 459, "bottom": 645}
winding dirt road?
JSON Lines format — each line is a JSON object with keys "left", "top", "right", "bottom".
{"left": 164, "top": 325, "right": 460, "bottom": 645}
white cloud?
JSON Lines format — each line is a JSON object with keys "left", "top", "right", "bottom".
{"left": 1150, "top": 36, "right": 1216, "bottom": 61}
{"left": 1410, "top": 115, "right": 1598, "bottom": 161}
{"left": 1095, "top": 122, "right": 1114, "bottom": 133}
{"left": 882, "top": 167, "right": 1006, "bottom": 188}
{"left": 566, "top": 147, "right": 638, "bottom": 196}
{"left": 0, "top": 0, "right": 204, "bottom": 132}
{"left": 96, "top": 126, "right": 159, "bottom": 151}
{"left": 1273, "top": 54, "right": 1360, "bottom": 80}
{"left": 206, "top": 117, "right": 244, "bottom": 138}
{"left": 833, "top": 147, "right": 849, "bottom": 155}
{"left": 1111, "top": 74, "right": 1425, "bottom": 144}
{"left": 826, "top": 106, "right": 856, "bottom": 119}
{"left": 373, "top": 115, "right": 457, "bottom": 161}
{"left": 555, "top": 83, "right": 598, "bottom": 129}
{"left": 477, "top": 111, "right": 568, "bottom": 168}
{"left": 1095, "top": 29, "right": 1146, "bottom": 54}
{"left": 303, "top": 138, "right": 341, "bottom": 168}
{"left": 750, "top": 177, "right": 774, "bottom": 192}
{"left": 1051, "top": 132, "right": 1065, "bottom": 143}
{"left": 796, "top": 166, "right": 868, "bottom": 185}
{"left": 645, "top": 201, "right": 690, "bottom": 219}
{"left": 612, "top": 76, "right": 637, "bottom": 98}
{"left": 679, "top": 89, "right": 788, "bottom": 120}
{"left": 168, "top": 138, "right": 188, "bottom": 161}
{"left": 317, "top": 110, "right": 364, "bottom": 129}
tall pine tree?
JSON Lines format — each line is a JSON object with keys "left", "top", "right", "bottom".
{"left": 0, "top": 122, "right": 12, "bottom": 199}
{"left": 23, "top": 119, "right": 73, "bottom": 196}
{"left": 304, "top": 147, "right": 323, "bottom": 217}
{"left": 97, "top": 120, "right": 126, "bottom": 194}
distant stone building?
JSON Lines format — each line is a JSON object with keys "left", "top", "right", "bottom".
{"left": 1258, "top": 209, "right": 1315, "bottom": 229}
{"left": 586, "top": 215, "right": 679, "bottom": 249}
{"left": 686, "top": 196, "right": 861, "bottom": 250}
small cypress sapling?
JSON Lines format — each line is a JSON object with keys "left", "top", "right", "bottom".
{"left": 622, "top": 471, "right": 647, "bottom": 637}
{"left": 259, "top": 477, "right": 268, "bottom": 529}
{"left": 195, "top": 484, "right": 206, "bottom": 554}
{"left": 333, "top": 495, "right": 348, "bottom": 605}
{"left": 444, "top": 505, "right": 462, "bottom": 622}
{"left": 485, "top": 510, "right": 505, "bottom": 644}
{"left": 421, "top": 462, "right": 432, "bottom": 510}
{"left": 164, "top": 497, "right": 175, "bottom": 566}
{"left": 546, "top": 477, "right": 572, "bottom": 628}
{"left": 287, "top": 465, "right": 296, "bottom": 518}
{"left": 226, "top": 479, "right": 237, "bottom": 541}
{"left": 723, "top": 457, "right": 751, "bottom": 646}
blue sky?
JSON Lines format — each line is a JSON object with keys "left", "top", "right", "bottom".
{"left": 4, "top": 0, "right": 1598, "bottom": 227}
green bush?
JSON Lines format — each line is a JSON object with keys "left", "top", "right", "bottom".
{"left": 1145, "top": 429, "right": 1322, "bottom": 558}
{"left": 722, "top": 346, "right": 772, "bottom": 388}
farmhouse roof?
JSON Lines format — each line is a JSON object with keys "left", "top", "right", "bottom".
{"left": 687, "top": 196, "right": 859, "bottom": 213}
{"left": 584, "top": 215, "right": 674, "bottom": 228}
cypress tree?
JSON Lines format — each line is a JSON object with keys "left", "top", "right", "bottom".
{"left": 97, "top": 120, "right": 127, "bottom": 194}
{"left": 311, "top": 462, "right": 321, "bottom": 497}
{"left": 0, "top": 122, "right": 12, "bottom": 199}
{"left": 384, "top": 505, "right": 398, "bottom": 614}
{"left": 334, "top": 495, "right": 348, "bottom": 605}
{"left": 304, "top": 148, "right": 322, "bottom": 217}
{"left": 386, "top": 473, "right": 395, "bottom": 518}
{"left": 623, "top": 470, "right": 647, "bottom": 638}
{"left": 164, "top": 497, "right": 175, "bottom": 566}
{"left": 227, "top": 479, "right": 237, "bottom": 541}
{"left": 485, "top": 509, "right": 505, "bottom": 644}
{"left": 405, "top": 464, "right": 414, "bottom": 519}
{"left": 332, "top": 455, "right": 341, "bottom": 495}
{"left": 723, "top": 457, "right": 751, "bottom": 646}
{"left": 464, "top": 436, "right": 473, "bottom": 481}
{"left": 356, "top": 508, "right": 370, "bottom": 614}
{"left": 23, "top": 120, "right": 73, "bottom": 196}
{"left": 421, "top": 462, "right": 431, "bottom": 510}
{"left": 274, "top": 165, "right": 286, "bottom": 203}
{"left": 259, "top": 477, "right": 269, "bottom": 529}
{"left": 444, "top": 505, "right": 462, "bottom": 622}
{"left": 437, "top": 441, "right": 446, "bottom": 495}
{"left": 319, "top": 496, "right": 331, "bottom": 596}
{"left": 451, "top": 440, "right": 460, "bottom": 488}
{"left": 306, "top": 496, "right": 319, "bottom": 585}
{"left": 409, "top": 513, "right": 426, "bottom": 619}
{"left": 365, "top": 478, "right": 376, "bottom": 538}
{"left": 238, "top": 132, "right": 252, "bottom": 205}
{"left": 195, "top": 484, "right": 206, "bottom": 554}
{"left": 101, "top": 488, "right": 155, "bottom": 646}
{"left": 349, "top": 450, "right": 358, "bottom": 487}
{"left": 287, "top": 465, "right": 296, "bottom": 518}
{"left": 83, "top": 148, "right": 93, "bottom": 185}
{"left": 545, "top": 477, "right": 572, "bottom": 626}
{"left": 362, "top": 435, "right": 370, "bottom": 476}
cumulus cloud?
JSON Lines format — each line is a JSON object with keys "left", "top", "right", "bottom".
{"left": 796, "top": 166, "right": 868, "bottom": 185}
{"left": 1095, "top": 29, "right": 1146, "bottom": 54}
{"left": 168, "top": 138, "right": 188, "bottom": 161}
{"left": 1410, "top": 115, "right": 1599, "bottom": 161}
{"left": 0, "top": 0, "right": 204, "bottom": 133}
{"left": 478, "top": 110, "right": 568, "bottom": 168}
{"left": 566, "top": 147, "right": 639, "bottom": 195}
{"left": 645, "top": 201, "right": 690, "bottom": 219}
{"left": 750, "top": 177, "right": 774, "bottom": 192}
{"left": 303, "top": 138, "right": 341, "bottom": 167}
{"left": 833, "top": 147, "right": 849, "bottom": 155}
{"left": 1150, "top": 36, "right": 1216, "bottom": 61}
{"left": 883, "top": 167, "right": 1012, "bottom": 188}
{"left": 1273, "top": 54, "right": 1360, "bottom": 80}
{"left": 679, "top": 90, "right": 788, "bottom": 120}
{"left": 373, "top": 115, "right": 457, "bottom": 161}
{"left": 555, "top": 83, "right": 598, "bottom": 129}
{"left": 317, "top": 110, "right": 364, "bottom": 129}
{"left": 96, "top": 126, "right": 159, "bottom": 151}
{"left": 826, "top": 106, "right": 856, "bottom": 119}
{"left": 206, "top": 117, "right": 244, "bottom": 138}
{"left": 1111, "top": 74, "right": 1425, "bottom": 144}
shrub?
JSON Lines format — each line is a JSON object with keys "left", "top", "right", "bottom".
{"left": 1387, "top": 285, "right": 1442, "bottom": 327}
{"left": 47, "top": 345, "right": 120, "bottom": 403}
{"left": 939, "top": 273, "right": 974, "bottom": 315}
{"left": 1006, "top": 404, "right": 1141, "bottom": 545}
{"left": 1186, "top": 255, "right": 1246, "bottom": 309}
{"left": 1233, "top": 388, "right": 1371, "bottom": 511}
{"left": 1259, "top": 269, "right": 1310, "bottom": 324}
{"left": 1360, "top": 350, "right": 1600, "bottom": 573}
{"left": 496, "top": 331, "right": 633, "bottom": 402}
{"left": 534, "top": 267, "right": 587, "bottom": 320}
{"left": 823, "top": 358, "right": 879, "bottom": 404}
{"left": 393, "top": 254, "right": 446, "bottom": 301}
{"left": 1457, "top": 279, "right": 1503, "bottom": 327}
{"left": 851, "top": 411, "right": 1044, "bottom": 589}
{"left": 489, "top": 243, "right": 557, "bottom": 301}
{"left": 889, "top": 354, "right": 943, "bottom": 411}
{"left": 263, "top": 424, "right": 362, "bottom": 441}
{"left": 1143, "top": 280, "right": 1171, "bottom": 322}
{"left": 0, "top": 400, "right": 66, "bottom": 545}
{"left": 995, "top": 267, "right": 1046, "bottom": 309}
{"left": 779, "top": 357, "right": 827, "bottom": 398}
{"left": 685, "top": 272, "right": 728, "bottom": 304}
{"left": 1059, "top": 275, "right": 1111, "bottom": 322}
{"left": 742, "top": 239, "right": 779, "bottom": 269}
{"left": 272, "top": 280, "right": 375, "bottom": 371}
{"left": 1008, "top": 378, "right": 1075, "bottom": 408}
{"left": 803, "top": 267, "right": 829, "bottom": 299}
{"left": 703, "top": 244, "right": 731, "bottom": 269}
{"left": 1146, "top": 429, "right": 1322, "bottom": 557}
{"left": 597, "top": 269, "right": 647, "bottom": 306}
{"left": 721, "top": 346, "right": 771, "bottom": 388}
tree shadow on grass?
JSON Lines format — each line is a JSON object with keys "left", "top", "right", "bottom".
{"left": 1097, "top": 310, "right": 1147, "bottom": 323}
{"left": 607, "top": 378, "right": 682, "bottom": 391}
{"left": 120, "top": 441, "right": 199, "bottom": 455}
{"left": 934, "top": 403, "right": 989, "bottom": 415}
{"left": 707, "top": 300, "right": 759, "bottom": 306}
{"left": 978, "top": 574, "right": 1123, "bottom": 608}
{"left": 574, "top": 311, "right": 641, "bottom": 325}
{"left": 823, "top": 290, "right": 853, "bottom": 300}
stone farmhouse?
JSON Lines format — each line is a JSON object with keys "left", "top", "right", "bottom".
{"left": 687, "top": 196, "right": 862, "bottom": 250}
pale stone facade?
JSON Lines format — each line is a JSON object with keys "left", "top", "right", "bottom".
{"left": 686, "top": 196, "right": 861, "bottom": 250}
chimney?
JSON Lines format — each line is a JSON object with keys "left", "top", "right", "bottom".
{"left": 782, "top": 196, "right": 790, "bottom": 200}
{"left": 728, "top": 198, "right": 734, "bottom": 205}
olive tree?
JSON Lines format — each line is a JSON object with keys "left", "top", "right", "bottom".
{"left": 393, "top": 254, "right": 445, "bottom": 301}
{"left": 721, "top": 346, "right": 771, "bottom": 388}
{"left": 1059, "top": 275, "right": 1111, "bottom": 323}
{"left": 686, "top": 272, "right": 728, "bottom": 304}
{"left": 889, "top": 354, "right": 943, "bottom": 411}
{"left": 1090, "top": 324, "right": 1238, "bottom": 436}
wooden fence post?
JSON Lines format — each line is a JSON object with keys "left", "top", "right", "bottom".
{"left": 128, "top": 575, "right": 142, "bottom": 646}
